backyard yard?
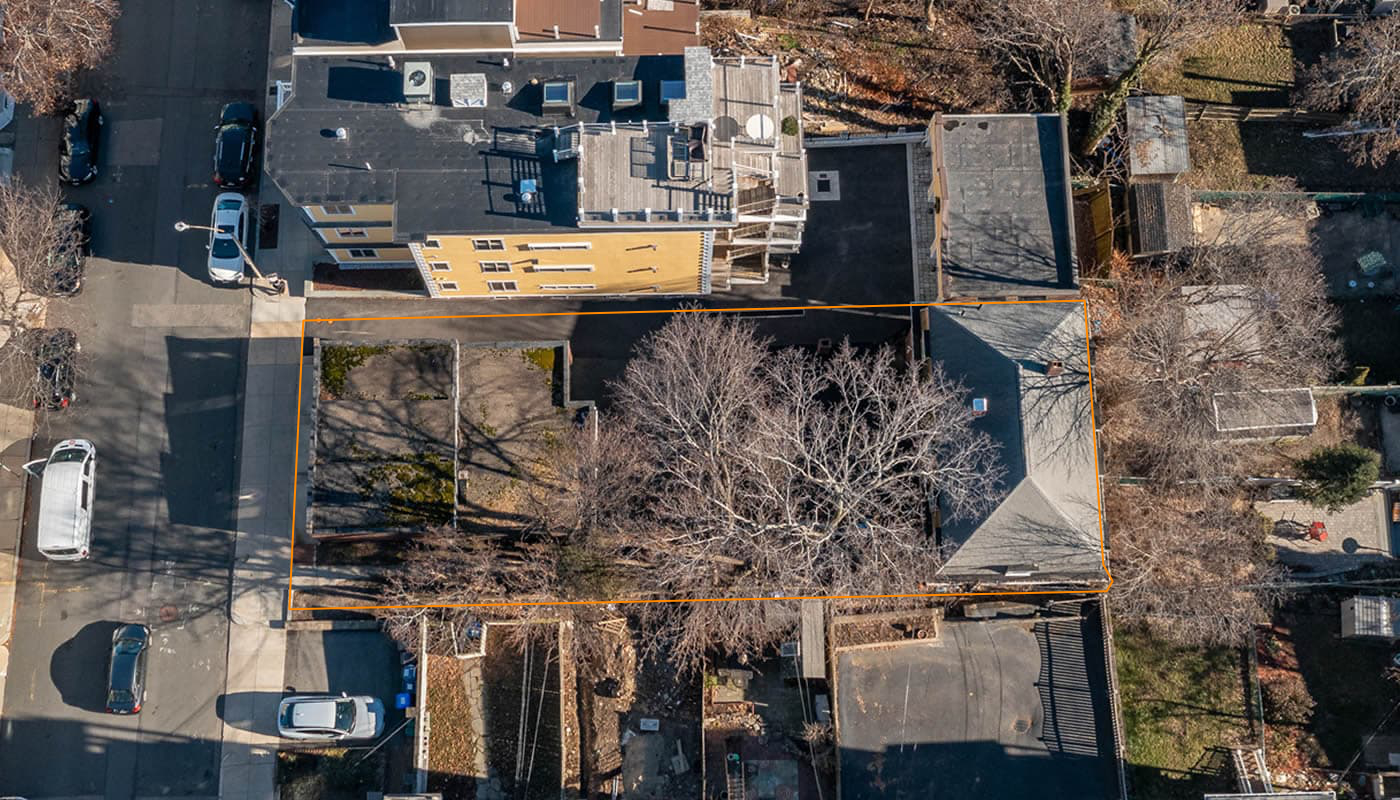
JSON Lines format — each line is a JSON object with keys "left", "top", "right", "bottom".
{"left": 1116, "top": 628, "right": 1252, "bottom": 800}
{"left": 1142, "top": 21, "right": 1400, "bottom": 191}
{"left": 1257, "top": 598, "right": 1400, "bottom": 790}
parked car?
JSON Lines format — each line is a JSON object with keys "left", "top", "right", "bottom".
{"left": 42, "top": 203, "right": 91, "bottom": 297}
{"left": 206, "top": 192, "right": 248, "bottom": 283}
{"left": 58, "top": 99, "right": 102, "bottom": 186}
{"left": 277, "top": 694, "right": 383, "bottom": 741}
{"left": 213, "top": 102, "right": 258, "bottom": 190}
{"left": 30, "top": 328, "right": 80, "bottom": 410}
{"left": 22, "top": 438, "right": 96, "bottom": 561}
{"left": 106, "top": 623, "right": 150, "bottom": 714}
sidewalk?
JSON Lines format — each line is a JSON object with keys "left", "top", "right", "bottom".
{"left": 0, "top": 403, "right": 34, "bottom": 724}
{"left": 217, "top": 291, "right": 306, "bottom": 800}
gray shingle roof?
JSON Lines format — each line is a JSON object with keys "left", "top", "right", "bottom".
{"left": 926, "top": 302, "right": 1104, "bottom": 582}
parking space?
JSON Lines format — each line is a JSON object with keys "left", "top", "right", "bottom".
{"left": 834, "top": 610, "right": 1118, "bottom": 800}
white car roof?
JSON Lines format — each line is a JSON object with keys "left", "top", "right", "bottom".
{"left": 288, "top": 699, "right": 342, "bottom": 731}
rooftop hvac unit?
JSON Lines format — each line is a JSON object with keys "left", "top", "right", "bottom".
{"left": 403, "top": 62, "right": 434, "bottom": 103}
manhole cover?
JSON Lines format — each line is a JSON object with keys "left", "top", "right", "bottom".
{"left": 1012, "top": 718, "right": 1031, "bottom": 734}
{"left": 159, "top": 604, "right": 180, "bottom": 623}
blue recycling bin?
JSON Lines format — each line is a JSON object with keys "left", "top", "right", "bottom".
{"left": 395, "top": 691, "right": 414, "bottom": 710}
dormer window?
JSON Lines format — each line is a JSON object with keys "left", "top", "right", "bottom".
{"left": 613, "top": 80, "right": 642, "bottom": 109}
{"left": 542, "top": 81, "right": 573, "bottom": 114}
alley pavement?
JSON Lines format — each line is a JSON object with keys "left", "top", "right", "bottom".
{"left": 0, "top": 0, "right": 270, "bottom": 796}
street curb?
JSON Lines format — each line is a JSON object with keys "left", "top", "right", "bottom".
{"left": 0, "top": 407, "right": 36, "bottom": 726}
{"left": 283, "top": 618, "right": 381, "bottom": 632}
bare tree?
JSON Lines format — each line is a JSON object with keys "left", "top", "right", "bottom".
{"left": 970, "top": 0, "right": 1120, "bottom": 112}
{"left": 1299, "top": 13, "right": 1400, "bottom": 166}
{"left": 604, "top": 312, "right": 1003, "bottom": 600}
{"left": 1090, "top": 199, "right": 1340, "bottom": 483}
{"left": 0, "top": 0, "right": 120, "bottom": 114}
{"left": 1078, "top": 0, "right": 1245, "bottom": 156}
{"left": 1107, "top": 484, "right": 1285, "bottom": 646}
{"left": 0, "top": 178, "right": 84, "bottom": 407}
{"left": 376, "top": 313, "right": 1004, "bottom": 668}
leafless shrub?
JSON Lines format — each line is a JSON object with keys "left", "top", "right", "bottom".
{"left": 968, "top": 0, "right": 1121, "bottom": 112}
{"left": 1108, "top": 485, "right": 1285, "bottom": 646}
{"left": 1299, "top": 13, "right": 1400, "bottom": 166}
{"left": 0, "top": 0, "right": 121, "bottom": 114}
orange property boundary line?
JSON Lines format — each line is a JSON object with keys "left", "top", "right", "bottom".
{"left": 289, "top": 299, "right": 1113, "bottom": 613}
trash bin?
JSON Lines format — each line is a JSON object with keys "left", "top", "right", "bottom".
{"left": 395, "top": 691, "right": 414, "bottom": 710}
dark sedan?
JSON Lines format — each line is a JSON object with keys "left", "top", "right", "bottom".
{"left": 58, "top": 99, "right": 102, "bottom": 186}
{"left": 106, "top": 623, "right": 150, "bottom": 714}
{"left": 213, "top": 102, "right": 258, "bottom": 189}
{"left": 46, "top": 203, "right": 90, "bottom": 297}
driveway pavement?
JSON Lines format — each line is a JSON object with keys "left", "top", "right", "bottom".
{"left": 0, "top": 0, "right": 269, "bottom": 796}
{"left": 834, "top": 610, "right": 1118, "bottom": 800}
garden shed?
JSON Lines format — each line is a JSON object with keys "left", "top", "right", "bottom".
{"left": 1341, "top": 595, "right": 1400, "bottom": 640}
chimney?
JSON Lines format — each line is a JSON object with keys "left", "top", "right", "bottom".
{"left": 1045, "top": 359, "right": 1064, "bottom": 377}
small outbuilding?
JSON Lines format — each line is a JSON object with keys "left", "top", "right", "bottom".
{"left": 1126, "top": 95, "right": 1190, "bottom": 180}
{"left": 1212, "top": 388, "right": 1318, "bottom": 440}
{"left": 1129, "top": 181, "right": 1194, "bottom": 256}
{"left": 1341, "top": 595, "right": 1400, "bottom": 640}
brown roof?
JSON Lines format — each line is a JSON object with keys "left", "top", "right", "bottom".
{"left": 516, "top": 0, "right": 601, "bottom": 41}
{"left": 622, "top": 0, "right": 699, "bottom": 55}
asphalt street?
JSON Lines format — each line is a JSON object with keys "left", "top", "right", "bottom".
{"left": 0, "top": 1, "right": 269, "bottom": 797}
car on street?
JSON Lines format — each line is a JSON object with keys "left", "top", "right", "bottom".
{"left": 58, "top": 99, "right": 103, "bottom": 186}
{"left": 42, "top": 203, "right": 91, "bottom": 297}
{"left": 29, "top": 328, "right": 80, "bottom": 410}
{"left": 277, "top": 694, "right": 384, "bottom": 741}
{"left": 213, "top": 102, "right": 258, "bottom": 189}
{"left": 23, "top": 438, "right": 96, "bottom": 561}
{"left": 106, "top": 623, "right": 150, "bottom": 714}
{"left": 207, "top": 192, "right": 248, "bottom": 283}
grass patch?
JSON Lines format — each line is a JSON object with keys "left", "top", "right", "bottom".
{"left": 1116, "top": 627, "right": 1250, "bottom": 800}
{"left": 1145, "top": 24, "right": 1295, "bottom": 105}
{"left": 364, "top": 453, "right": 455, "bottom": 526}
{"left": 522, "top": 347, "right": 556, "bottom": 373}
{"left": 321, "top": 344, "right": 388, "bottom": 398}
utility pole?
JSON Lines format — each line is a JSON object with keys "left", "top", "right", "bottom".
{"left": 171, "top": 221, "right": 288, "bottom": 296}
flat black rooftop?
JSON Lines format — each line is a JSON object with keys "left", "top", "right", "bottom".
{"left": 939, "top": 114, "right": 1078, "bottom": 298}
{"left": 390, "top": 0, "right": 513, "bottom": 24}
{"left": 836, "top": 608, "right": 1118, "bottom": 800}
{"left": 267, "top": 54, "right": 685, "bottom": 236}
{"left": 293, "top": 0, "right": 395, "bottom": 46}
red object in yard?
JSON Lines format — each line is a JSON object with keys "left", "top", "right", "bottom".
{"left": 1308, "top": 521, "right": 1328, "bottom": 542}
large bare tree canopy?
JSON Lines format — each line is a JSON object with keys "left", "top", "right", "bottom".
{"left": 0, "top": 0, "right": 120, "bottom": 113}
{"left": 969, "top": 0, "right": 1120, "bottom": 112}
{"left": 602, "top": 312, "right": 1004, "bottom": 597}
{"left": 1300, "top": 13, "right": 1400, "bottom": 166}
{"left": 379, "top": 313, "right": 1004, "bottom": 666}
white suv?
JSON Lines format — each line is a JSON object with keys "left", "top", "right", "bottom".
{"left": 277, "top": 693, "right": 383, "bottom": 741}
